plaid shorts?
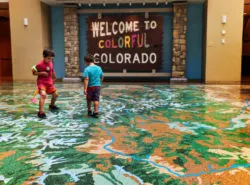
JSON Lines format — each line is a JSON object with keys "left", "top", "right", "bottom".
{"left": 87, "top": 86, "right": 101, "bottom": 102}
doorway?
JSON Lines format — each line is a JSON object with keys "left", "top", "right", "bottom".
{"left": 0, "top": 2, "right": 12, "bottom": 82}
{"left": 242, "top": 0, "right": 250, "bottom": 83}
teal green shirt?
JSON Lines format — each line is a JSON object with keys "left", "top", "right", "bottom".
{"left": 83, "top": 65, "right": 103, "bottom": 87}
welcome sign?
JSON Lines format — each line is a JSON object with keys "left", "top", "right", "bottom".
{"left": 87, "top": 15, "right": 163, "bottom": 71}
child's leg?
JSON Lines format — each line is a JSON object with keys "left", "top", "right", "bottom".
{"left": 87, "top": 101, "right": 92, "bottom": 111}
{"left": 39, "top": 90, "right": 47, "bottom": 113}
{"left": 51, "top": 91, "right": 58, "bottom": 106}
{"left": 93, "top": 101, "right": 99, "bottom": 113}
{"left": 93, "top": 87, "right": 100, "bottom": 114}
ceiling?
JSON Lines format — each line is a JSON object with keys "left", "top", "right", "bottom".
{"left": 41, "top": 0, "right": 206, "bottom": 5}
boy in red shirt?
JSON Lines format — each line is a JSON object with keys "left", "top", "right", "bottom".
{"left": 32, "top": 49, "right": 59, "bottom": 119}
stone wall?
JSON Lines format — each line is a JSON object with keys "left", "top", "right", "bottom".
{"left": 64, "top": 7, "right": 80, "bottom": 78}
{"left": 172, "top": 3, "right": 187, "bottom": 78}
{"left": 63, "top": 5, "right": 187, "bottom": 79}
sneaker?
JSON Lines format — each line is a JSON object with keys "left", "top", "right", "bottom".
{"left": 38, "top": 112, "right": 46, "bottom": 119}
{"left": 92, "top": 112, "right": 99, "bottom": 118}
{"left": 49, "top": 105, "right": 59, "bottom": 111}
{"left": 88, "top": 110, "right": 92, "bottom": 117}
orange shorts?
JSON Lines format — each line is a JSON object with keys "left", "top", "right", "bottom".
{"left": 39, "top": 85, "right": 56, "bottom": 95}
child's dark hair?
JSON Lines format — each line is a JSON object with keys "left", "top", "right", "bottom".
{"left": 84, "top": 55, "right": 94, "bottom": 63}
{"left": 43, "top": 49, "right": 55, "bottom": 58}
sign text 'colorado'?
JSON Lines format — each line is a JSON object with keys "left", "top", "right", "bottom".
{"left": 87, "top": 15, "right": 163, "bottom": 71}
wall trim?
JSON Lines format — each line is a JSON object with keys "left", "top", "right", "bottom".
{"left": 78, "top": 8, "right": 173, "bottom": 14}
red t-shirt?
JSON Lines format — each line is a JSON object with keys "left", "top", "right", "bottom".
{"left": 35, "top": 60, "right": 54, "bottom": 86}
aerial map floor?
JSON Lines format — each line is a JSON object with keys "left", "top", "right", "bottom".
{"left": 0, "top": 83, "right": 250, "bottom": 185}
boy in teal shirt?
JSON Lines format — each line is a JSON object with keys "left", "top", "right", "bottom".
{"left": 83, "top": 55, "right": 104, "bottom": 118}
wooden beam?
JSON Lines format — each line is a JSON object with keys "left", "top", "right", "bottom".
{"left": 0, "top": 10, "right": 9, "bottom": 17}
{"left": 0, "top": 3, "right": 8, "bottom": 10}
{"left": 78, "top": 8, "right": 173, "bottom": 14}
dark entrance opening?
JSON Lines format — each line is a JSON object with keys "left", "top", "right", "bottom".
{"left": 0, "top": 2, "right": 12, "bottom": 82}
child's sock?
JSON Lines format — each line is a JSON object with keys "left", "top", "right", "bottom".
{"left": 38, "top": 111, "right": 46, "bottom": 119}
{"left": 49, "top": 104, "right": 59, "bottom": 110}
{"left": 92, "top": 112, "right": 99, "bottom": 118}
{"left": 88, "top": 110, "right": 92, "bottom": 116}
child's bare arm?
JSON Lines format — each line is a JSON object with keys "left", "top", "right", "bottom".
{"left": 52, "top": 72, "right": 57, "bottom": 80}
{"left": 33, "top": 71, "right": 48, "bottom": 77}
{"left": 32, "top": 66, "right": 48, "bottom": 77}
{"left": 84, "top": 78, "right": 89, "bottom": 95}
